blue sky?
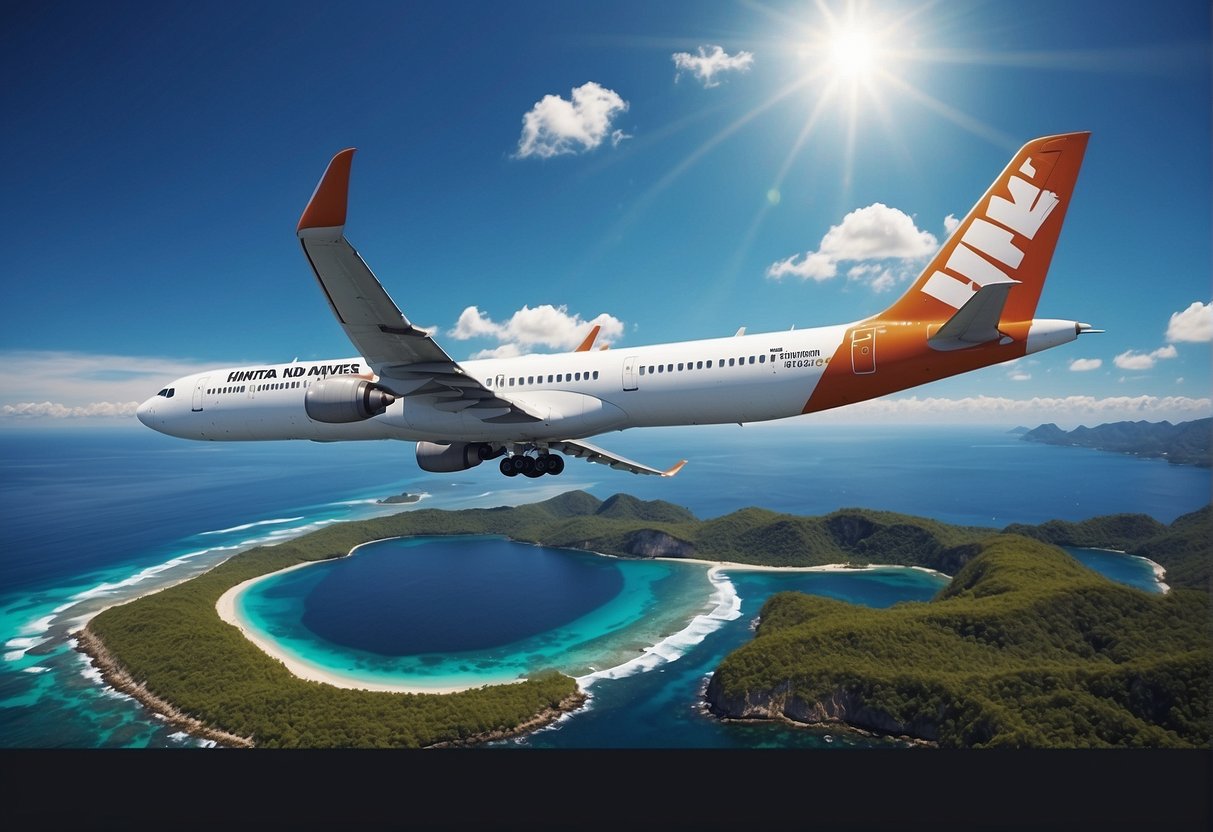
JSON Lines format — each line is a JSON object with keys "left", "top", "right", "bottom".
{"left": 2, "top": 0, "right": 1209, "bottom": 428}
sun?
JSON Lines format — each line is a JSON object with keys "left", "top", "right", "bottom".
{"left": 827, "top": 27, "right": 882, "bottom": 81}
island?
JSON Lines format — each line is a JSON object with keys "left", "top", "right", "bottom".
{"left": 377, "top": 492, "right": 422, "bottom": 505}
{"left": 75, "top": 491, "right": 1210, "bottom": 748}
{"left": 1019, "top": 417, "right": 1211, "bottom": 467}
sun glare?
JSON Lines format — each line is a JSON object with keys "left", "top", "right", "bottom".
{"left": 829, "top": 28, "right": 880, "bottom": 80}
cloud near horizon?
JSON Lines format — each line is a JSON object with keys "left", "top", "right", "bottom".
{"left": 767, "top": 203, "right": 938, "bottom": 291}
{"left": 672, "top": 45, "right": 754, "bottom": 87}
{"left": 0, "top": 350, "right": 242, "bottom": 422}
{"left": 514, "top": 82, "right": 630, "bottom": 159}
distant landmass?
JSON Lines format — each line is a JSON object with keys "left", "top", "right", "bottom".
{"left": 78, "top": 492, "right": 1210, "bottom": 749}
{"left": 377, "top": 492, "right": 421, "bottom": 504}
{"left": 1018, "top": 417, "right": 1211, "bottom": 467}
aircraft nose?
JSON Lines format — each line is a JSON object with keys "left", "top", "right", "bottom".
{"left": 136, "top": 398, "right": 155, "bottom": 428}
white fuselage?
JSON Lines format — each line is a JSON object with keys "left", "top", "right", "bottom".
{"left": 137, "top": 324, "right": 851, "bottom": 444}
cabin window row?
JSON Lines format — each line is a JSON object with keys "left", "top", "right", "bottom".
{"left": 485, "top": 370, "right": 600, "bottom": 389}
{"left": 205, "top": 381, "right": 307, "bottom": 395}
{"left": 638, "top": 355, "right": 765, "bottom": 376}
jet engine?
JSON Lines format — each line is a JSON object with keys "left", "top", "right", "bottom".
{"left": 304, "top": 377, "right": 396, "bottom": 423}
{"left": 416, "top": 441, "right": 500, "bottom": 472}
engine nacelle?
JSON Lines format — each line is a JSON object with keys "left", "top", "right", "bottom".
{"left": 304, "top": 377, "right": 396, "bottom": 424}
{"left": 415, "top": 441, "right": 495, "bottom": 473}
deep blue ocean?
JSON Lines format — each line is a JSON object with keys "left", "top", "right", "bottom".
{"left": 1, "top": 423, "right": 1207, "bottom": 749}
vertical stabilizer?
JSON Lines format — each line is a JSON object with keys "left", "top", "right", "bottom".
{"left": 877, "top": 132, "right": 1089, "bottom": 326}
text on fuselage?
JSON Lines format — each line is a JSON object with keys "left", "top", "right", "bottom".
{"left": 226, "top": 363, "right": 362, "bottom": 383}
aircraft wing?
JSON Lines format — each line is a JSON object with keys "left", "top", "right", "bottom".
{"left": 549, "top": 439, "right": 686, "bottom": 477}
{"left": 297, "top": 148, "right": 542, "bottom": 424}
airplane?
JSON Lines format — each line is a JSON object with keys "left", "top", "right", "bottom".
{"left": 137, "top": 131, "right": 1098, "bottom": 478}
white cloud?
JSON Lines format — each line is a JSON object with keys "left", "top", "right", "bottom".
{"left": 1008, "top": 371, "right": 1032, "bottom": 382}
{"left": 672, "top": 45, "right": 754, "bottom": 88}
{"left": 1, "top": 401, "right": 140, "bottom": 419}
{"left": 767, "top": 203, "right": 938, "bottom": 289}
{"left": 1069, "top": 358, "right": 1103, "bottom": 372}
{"left": 515, "top": 82, "right": 630, "bottom": 159}
{"left": 448, "top": 304, "right": 625, "bottom": 354}
{"left": 1114, "top": 345, "right": 1179, "bottom": 371}
{"left": 943, "top": 214, "right": 961, "bottom": 235}
{"left": 1165, "top": 301, "right": 1213, "bottom": 343}
{"left": 0, "top": 350, "right": 223, "bottom": 422}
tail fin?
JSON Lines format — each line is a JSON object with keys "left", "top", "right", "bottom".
{"left": 877, "top": 132, "right": 1090, "bottom": 325}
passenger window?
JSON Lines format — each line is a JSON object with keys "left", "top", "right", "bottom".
{"left": 657, "top": 365, "right": 663, "bottom": 373}
{"left": 696, "top": 361, "right": 703, "bottom": 369}
{"left": 639, "top": 366, "right": 646, "bottom": 376}
{"left": 593, "top": 371, "right": 599, "bottom": 380}
{"left": 667, "top": 364, "right": 673, "bottom": 373}
{"left": 749, "top": 356, "right": 755, "bottom": 365}
{"left": 648, "top": 366, "right": 655, "bottom": 374}
{"left": 575, "top": 372, "right": 581, "bottom": 381}
{"left": 509, "top": 378, "right": 515, "bottom": 387}
{"left": 728, "top": 358, "right": 735, "bottom": 367}
{"left": 759, "top": 355, "right": 766, "bottom": 363}
{"left": 677, "top": 363, "right": 684, "bottom": 371}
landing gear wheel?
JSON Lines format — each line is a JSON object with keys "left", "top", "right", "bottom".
{"left": 520, "top": 456, "right": 537, "bottom": 476}
{"left": 500, "top": 457, "right": 518, "bottom": 477}
{"left": 544, "top": 455, "right": 564, "bottom": 475}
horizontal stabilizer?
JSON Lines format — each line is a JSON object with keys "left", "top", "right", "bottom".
{"left": 927, "top": 280, "right": 1018, "bottom": 351}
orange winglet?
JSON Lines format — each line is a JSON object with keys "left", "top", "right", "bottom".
{"left": 297, "top": 148, "right": 357, "bottom": 233}
{"left": 662, "top": 459, "right": 688, "bottom": 477}
{"left": 575, "top": 324, "right": 601, "bottom": 352}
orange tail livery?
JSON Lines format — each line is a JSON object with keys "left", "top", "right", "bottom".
{"left": 804, "top": 132, "right": 1095, "bottom": 415}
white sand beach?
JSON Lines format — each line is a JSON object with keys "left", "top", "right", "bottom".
{"left": 215, "top": 563, "right": 505, "bottom": 695}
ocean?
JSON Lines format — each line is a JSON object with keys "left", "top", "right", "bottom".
{"left": 0, "top": 423, "right": 1206, "bottom": 749}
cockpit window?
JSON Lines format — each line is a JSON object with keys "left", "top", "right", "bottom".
{"left": 157, "top": 388, "right": 175, "bottom": 398}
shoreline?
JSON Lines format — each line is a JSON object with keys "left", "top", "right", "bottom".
{"left": 215, "top": 556, "right": 523, "bottom": 695}
{"left": 73, "top": 626, "right": 255, "bottom": 748}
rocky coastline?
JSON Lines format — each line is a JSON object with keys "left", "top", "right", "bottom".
{"left": 73, "top": 625, "right": 255, "bottom": 748}
{"left": 703, "top": 676, "right": 938, "bottom": 747}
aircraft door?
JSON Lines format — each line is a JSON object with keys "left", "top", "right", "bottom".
{"left": 192, "top": 377, "right": 209, "bottom": 412}
{"left": 622, "top": 356, "right": 638, "bottom": 391}
{"left": 851, "top": 329, "right": 876, "bottom": 375}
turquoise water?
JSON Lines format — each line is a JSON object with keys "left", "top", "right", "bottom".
{"left": 240, "top": 536, "right": 723, "bottom": 690}
{"left": 0, "top": 426, "right": 1198, "bottom": 747}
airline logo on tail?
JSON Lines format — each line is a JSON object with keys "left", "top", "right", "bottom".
{"left": 880, "top": 132, "right": 1089, "bottom": 327}
{"left": 922, "top": 155, "right": 1059, "bottom": 309}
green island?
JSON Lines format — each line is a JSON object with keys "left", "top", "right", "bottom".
{"left": 78, "top": 491, "right": 1211, "bottom": 749}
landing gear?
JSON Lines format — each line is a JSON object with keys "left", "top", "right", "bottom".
{"left": 498, "top": 451, "right": 564, "bottom": 478}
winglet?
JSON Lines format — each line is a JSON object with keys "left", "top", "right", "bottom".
{"left": 298, "top": 148, "right": 356, "bottom": 235}
{"left": 575, "top": 325, "right": 601, "bottom": 352}
{"left": 662, "top": 459, "right": 688, "bottom": 477}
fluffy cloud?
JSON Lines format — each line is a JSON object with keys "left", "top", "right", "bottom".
{"left": 515, "top": 82, "right": 630, "bottom": 159}
{"left": 1114, "top": 345, "right": 1178, "bottom": 371}
{"left": 943, "top": 214, "right": 961, "bottom": 235}
{"left": 449, "top": 304, "right": 625, "bottom": 355}
{"left": 1165, "top": 301, "right": 1212, "bottom": 343}
{"left": 1069, "top": 358, "right": 1103, "bottom": 372}
{"left": 767, "top": 203, "right": 938, "bottom": 289}
{"left": 672, "top": 45, "right": 754, "bottom": 88}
